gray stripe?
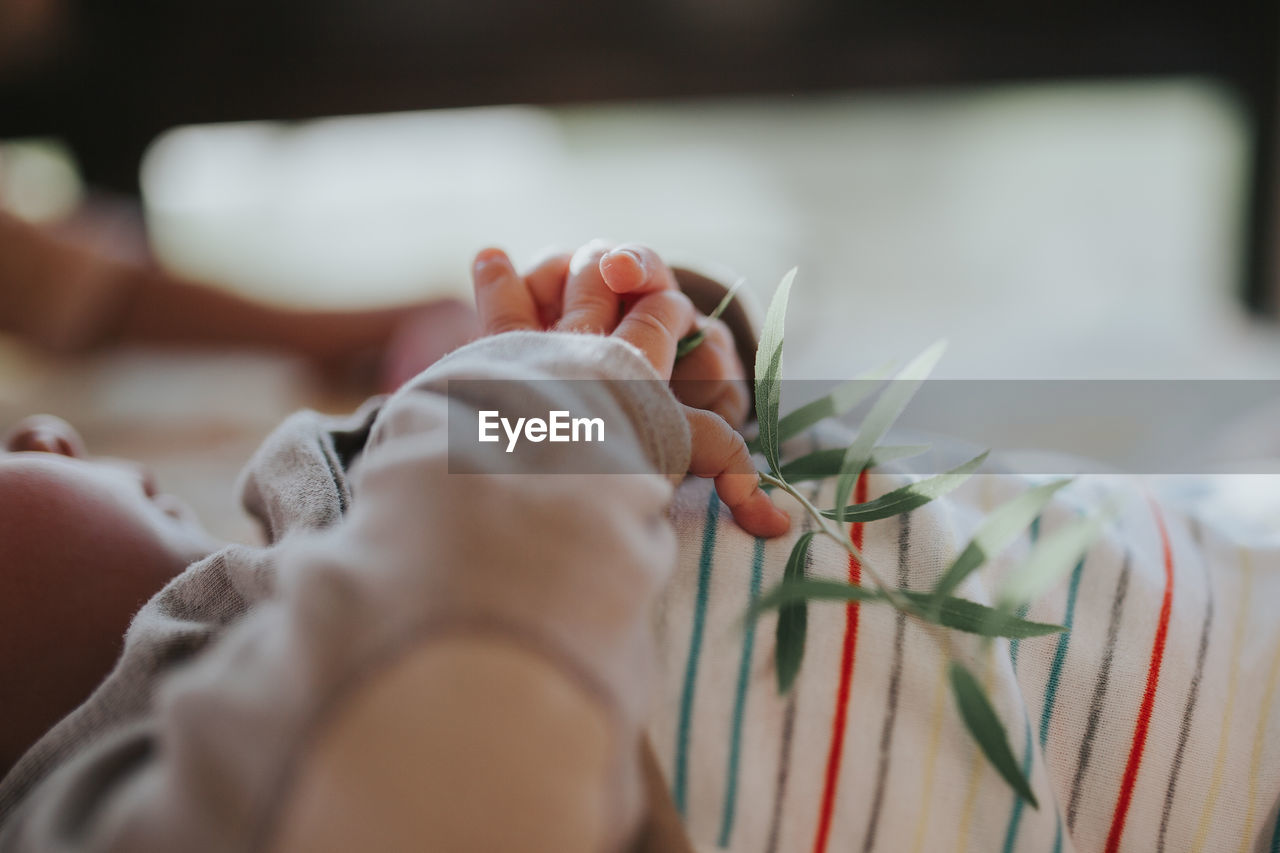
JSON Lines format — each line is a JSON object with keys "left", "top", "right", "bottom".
{"left": 764, "top": 444, "right": 824, "bottom": 853}
{"left": 1066, "top": 550, "right": 1132, "bottom": 831}
{"left": 859, "top": 513, "right": 912, "bottom": 853}
{"left": 765, "top": 696, "right": 798, "bottom": 853}
{"left": 1156, "top": 520, "right": 1212, "bottom": 852}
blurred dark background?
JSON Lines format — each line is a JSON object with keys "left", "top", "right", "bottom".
{"left": 1, "top": 0, "right": 1277, "bottom": 309}
{"left": 2, "top": 0, "right": 1278, "bottom": 541}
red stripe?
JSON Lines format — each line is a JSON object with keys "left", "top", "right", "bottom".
{"left": 1104, "top": 499, "right": 1176, "bottom": 853}
{"left": 811, "top": 471, "right": 869, "bottom": 853}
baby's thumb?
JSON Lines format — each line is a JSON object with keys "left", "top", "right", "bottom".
{"left": 684, "top": 406, "right": 790, "bottom": 538}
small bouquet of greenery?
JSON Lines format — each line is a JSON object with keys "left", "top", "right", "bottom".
{"left": 686, "top": 269, "right": 1110, "bottom": 807}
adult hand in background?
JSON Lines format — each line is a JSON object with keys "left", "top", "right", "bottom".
{"left": 0, "top": 209, "right": 480, "bottom": 394}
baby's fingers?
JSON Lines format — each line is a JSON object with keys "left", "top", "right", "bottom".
{"left": 472, "top": 249, "right": 540, "bottom": 335}
{"left": 613, "top": 290, "right": 697, "bottom": 379}
{"left": 522, "top": 250, "right": 572, "bottom": 327}
{"left": 557, "top": 241, "right": 682, "bottom": 333}
{"left": 685, "top": 406, "right": 791, "bottom": 538}
{"left": 598, "top": 244, "right": 681, "bottom": 295}
{"left": 557, "top": 241, "right": 622, "bottom": 334}
{"left": 671, "top": 317, "right": 749, "bottom": 427}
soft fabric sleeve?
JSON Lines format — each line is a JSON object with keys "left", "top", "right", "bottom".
{"left": 0, "top": 331, "right": 690, "bottom": 853}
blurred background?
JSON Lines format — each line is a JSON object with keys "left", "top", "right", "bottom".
{"left": 1, "top": 0, "right": 1279, "bottom": 539}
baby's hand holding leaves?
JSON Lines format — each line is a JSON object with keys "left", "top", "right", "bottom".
{"left": 470, "top": 245, "right": 789, "bottom": 539}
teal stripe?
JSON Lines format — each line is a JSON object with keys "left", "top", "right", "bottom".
{"left": 1001, "top": 718, "right": 1034, "bottom": 853}
{"left": 717, "top": 536, "right": 766, "bottom": 847}
{"left": 1008, "top": 551, "right": 1085, "bottom": 852}
{"left": 1002, "top": 515, "right": 1090, "bottom": 852}
{"left": 1013, "top": 555, "right": 1085, "bottom": 845}
{"left": 673, "top": 491, "right": 721, "bottom": 816}
{"left": 1008, "top": 602, "right": 1031, "bottom": 667}
{"left": 1007, "top": 517, "right": 1042, "bottom": 667}
{"left": 1271, "top": 808, "right": 1280, "bottom": 853}
{"left": 1001, "top": 602, "right": 1034, "bottom": 850}
{"left": 1039, "top": 556, "right": 1084, "bottom": 746}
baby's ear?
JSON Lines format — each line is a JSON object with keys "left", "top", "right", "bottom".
{"left": 671, "top": 267, "right": 762, "bottom": 421}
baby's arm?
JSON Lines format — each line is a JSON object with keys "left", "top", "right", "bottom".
{"left": 269, "top": 327, "right": 688, "bottom": 853}
{"left": 0, "top": 268, "right": 699, "bottom": 852}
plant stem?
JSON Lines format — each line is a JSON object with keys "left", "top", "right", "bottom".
{"left": 759, "top": 470, "right": 916, "bottom": 614}
{"left": 761, "top": 469, "right": 965, "bottom": 687}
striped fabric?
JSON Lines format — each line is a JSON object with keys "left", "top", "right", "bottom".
{"left": 650, "top": 440, "right": 1280, "bottom": 853}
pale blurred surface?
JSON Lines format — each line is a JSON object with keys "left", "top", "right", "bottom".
{"left": 141, "top": 79, "right": 1267, "bottom": 381}
{"left": 3, "top": 78, "right": 1277, "bottom": 544}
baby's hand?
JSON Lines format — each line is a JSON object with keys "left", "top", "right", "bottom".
{"left": 473, "top": 241, "right": 748, "bottom": 424}
{"left": 471, "top": 243, "right": 789, "bottom": 538}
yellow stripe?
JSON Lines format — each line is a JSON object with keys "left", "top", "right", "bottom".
{"left": 957, "top": 661, "right": 998, "bottom": 853}
{"left": 1238, "top": 571, "right": 1280, "bottom": 853}
{"left": 911, "top": 662, "right": 950, "bottom": 853}
{"left": 954, "top": 484, "right": 1000, "bottom": 853}
{"left": 1190, "top": 549, "right": 1253, "bottom": 853}
{"left": 913, "top": 499, "right": 978, "bottom": 853}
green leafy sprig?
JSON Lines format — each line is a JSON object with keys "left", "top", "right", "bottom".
{"left": 675, "top": 277, "right": 747, "bottom": 359}
{"left": 744, "top": 268, "right": 1110, "bottom": 808}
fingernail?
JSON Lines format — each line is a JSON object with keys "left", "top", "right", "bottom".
{"left": 605, "top": 248, "right": 643, "bottom": 273}
{"left": 473, "top": 251, "right": 507, "bottom": 280}
{"left": 600, "top": 249, "right": 645, "bottom": 291}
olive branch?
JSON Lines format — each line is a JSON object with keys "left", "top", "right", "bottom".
{"left": 686, "top": 268, "right": 1111, "bottom": 807}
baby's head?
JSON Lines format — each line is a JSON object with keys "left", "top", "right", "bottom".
{"left": 0, "top": 415, "right": 219, "bottom": 774}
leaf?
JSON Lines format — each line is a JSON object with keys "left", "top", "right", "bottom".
{"left": 778, "top": 444, "right": 930, "bottom": 482}
{"left": 832, "top": 340, "right": 948, "bottom": 522}
{"left": 820, "top": 451, "right": 988, "bottom": 523}
{"left": 675, "top": 277, "right": 747, "bottom": 359}
{"left": 950, "top": 662, "right": 1038, "bottom": 807}
{"left": 775, "top": 532, "right": 817, "bottom": 693}
{"left": 747, "top": 364, "right": 895, "bottom": 453}
{"left": 897, "top": 591, "right": 1064, "bottom": 639}
{"left": 927, "top": 479, "right": 1071, "bottom": 615}
{"left": 999, "top": 508, "right": 1113, "bottom": 608}
{"left": 754, "top": 268, "right": 797, "bottom": 475}
{"left": 705, "top": 276, "right": 748, "bottom": 323}
{"left": 752, "top": 584, "right": 1063, "bottom": 640}
{"left": 749, "top": 578, "right": 882, "bottom": 617}
{"left": 675, "top": 333, "right": 706, "bottom": 360}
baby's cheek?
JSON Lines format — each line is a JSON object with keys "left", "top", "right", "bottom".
{"left": 0, "top": 504, "right": 180, "bottom": 773}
